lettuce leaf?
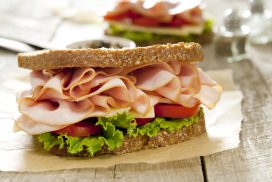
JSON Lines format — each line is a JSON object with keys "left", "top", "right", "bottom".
{"left": 37, "top": 133, "right": 104, "bottom": 156}
{"left": 97, "top": 112, "right": 137, "bottom": 144}
{"left": 98, "top": 112, "right": 135, "bottom": 129}
{"left": 128, "top": 108, "right": 203, "bottom": 137}
{"left": 37, "top": 109, "right": 203, "bottom": 156}
{"left": 37, "top": 113, "right": 132, "bottom": 156}
{"left": 64, "top": 135, "right": 104, "bottom": 155}
{"left": 96, "top": 118, "right": 124, "bottom": 151}
{"left": 203, "top": 19, "right": 213, "bottom": 33}
{"left": 37, "top": 132, "right": 65, "bottom": 151}
{"left": 107, "top": 19, "right": 213, "bottom": 43}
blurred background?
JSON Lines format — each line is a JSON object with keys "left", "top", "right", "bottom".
{"left": 0, "top": 0, "right": 271, "bottom": 86}
{"left": 0, "top": 0, "right": 271, "bottom": 50}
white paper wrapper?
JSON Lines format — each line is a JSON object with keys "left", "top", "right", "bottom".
{"left": 0, "top": 69, "right": 243, "bottom": 172}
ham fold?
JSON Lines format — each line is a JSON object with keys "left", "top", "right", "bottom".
{"left": 17, "top": 61, "right": 222, "bottom": 134}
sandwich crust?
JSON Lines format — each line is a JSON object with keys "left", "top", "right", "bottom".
{"left": 18, "top": 42, "right": 203, "bottom": 70}
{"left": 39, "top": 114, "right": 205, "bottom": 157}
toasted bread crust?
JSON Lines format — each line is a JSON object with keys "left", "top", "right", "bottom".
{"left": 18, "top": 42, "right": 203, "bottom": 70}
{"left": 43, "top": 114, "right": 205, "bottom": 157}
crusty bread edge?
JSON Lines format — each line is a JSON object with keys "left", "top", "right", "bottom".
{"left": 18, "top": 42, "right": 203, "bottom": 70}
{"left": 35, "top": 114, "right": 205, "bottom": 157}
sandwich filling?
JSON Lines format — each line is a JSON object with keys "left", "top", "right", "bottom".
{"left": 104, "top": 0, "right": 213, "bottom": 43}
{"left": 16, "top": 61, "right": 222, "bottom": 156}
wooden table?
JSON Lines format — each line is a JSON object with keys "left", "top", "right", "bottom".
{"left": 0, "top": 0, "right": 271, "bottom": 181}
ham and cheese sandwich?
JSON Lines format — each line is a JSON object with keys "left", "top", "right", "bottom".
{"left": 104, "top": 0, "right": 214, "bottom": 46}
{"left": 16, "top": 42, "right": 222, "bottom": 157}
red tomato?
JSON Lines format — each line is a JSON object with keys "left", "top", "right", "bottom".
{"left": 52, "top": 118, "right": 102, "bottom": 137}
{"left": 132, "top": 17, "right": 160, "bottom": 27}
{"left": 167, "top": 16, "right": 191, "bottom": 27}
{"left": 104, "top": 12, "right": 127, "bottom": 20}
{"left": 135, "top": 118, "right": 154, "bottom": 126}
{"left": 154, "top": 104, "right": 200, "bottom": 118}
{"left": 104, "top": 10, "right": 141, "bottom": 21}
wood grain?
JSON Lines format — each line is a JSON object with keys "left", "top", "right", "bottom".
{"left": 115, "top": 159, "right": 204, "bottom": 182}
{"left": 200, "top": 45, "right": 272, "bottom": 181}
{"left": 247, "top": 44, "right": 272, "bottom": 92}
{"left": 0, "top": 159, "right": 203, "bottom": 181}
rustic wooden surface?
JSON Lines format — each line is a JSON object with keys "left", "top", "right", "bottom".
{"left": 0, "top": 0, "right": 272, "bottom": 181}
{"left": 201, "top": 45, "right": 272, "bottom": 182}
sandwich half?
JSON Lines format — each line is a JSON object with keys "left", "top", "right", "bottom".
{"left": 104, "top": 0, "right": 213, "bottom": 46}
{"left": 16, "top": 42, "right": 222, "bottom": 157}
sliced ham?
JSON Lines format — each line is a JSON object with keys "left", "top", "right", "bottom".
{"left": 195, "top": 85, "right": 222, "bottom": 109}
{"left": 176, "top": 6, "right": 203, "bottom": 25}
{"left": 105, "top": 0, "right": 202, "bottom": 23}
{"left": 17, "top": 61, "right": 222, "bottom": 134}
{"left": 15, "top": 115, "right": 67, "bottom": 135}
{"left": 19, "top": 98, "right": 94, "bottom": 125}
{"left": 105, "top": 1, "right": 132, "bottom": 17}
{"left": 198, "top": 68, "right": 217, "bottom": 85}
{"left": 133, "top": 1, "right": 175, "bottom": 22}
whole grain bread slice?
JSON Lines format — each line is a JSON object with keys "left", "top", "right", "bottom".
{"left": 18, "top": 42, "right": 203, "bottom": 70}
{"left": 40, "top": 114, "right": 205, "bottom": 157}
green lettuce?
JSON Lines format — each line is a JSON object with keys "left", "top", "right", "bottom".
{"left": 37, "top": 132, "right": 65, "bottom": 151}
{"left": 96, "top": 118, "right": 123, "bottom": 151}
{"left": 107, "top": 19, "right": 213, "bottom": 44}
{"left": 98, "top": 112, "right": 135, "bottom": 129}
{"left": 203, "top": 19, "right": 213, "bottom": 33}
{"left": 64, "top": 135, "right": 104, "bottom": 155}
{"left": 37, "top": 109, "right": 203, "bottom": 156}
{"left": 128, "top": 108, "right": 203, "bottom": 137}
{"left": 37, "top": 133, "right": 105, "bottom": 156}
{"left": 37, "top": 113, "right": 131, "bottom": 156}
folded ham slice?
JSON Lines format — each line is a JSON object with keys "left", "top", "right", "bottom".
{"left": 105, "top": 0, "right": 202, "bottom": 23}
{"left": 16, "top": 61, "right": 222, "bottom": 134}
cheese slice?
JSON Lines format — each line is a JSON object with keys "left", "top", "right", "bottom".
{"left": 108, "top": 20, "right": 204, "bottom": 36}
{"left": 88, "top": 107, "right": 155, "bottom": 118}
{"left": 130, "top": 108, "right": 155, "bottom": 118}
{"left": 92, "top": 107, "right": 155, "bottom": 118}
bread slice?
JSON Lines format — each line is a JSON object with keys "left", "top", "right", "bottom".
{"left": 18, "top": 42, "right": 203, "bottom": 70}
{"left": 43, "top": 114, "right": 205, "bottom": 157}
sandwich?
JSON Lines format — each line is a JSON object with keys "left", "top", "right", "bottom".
{"left": 16, "top": 42, "right": 222, "bottom": 157}
{"left": 104, "top": 0, "right": 213, "bottom": 46}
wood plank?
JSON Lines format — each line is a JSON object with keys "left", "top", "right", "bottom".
{"left": 115, "top": 158, "right": 204, "bottom": 182}
{"left": 247, "top": 44, "right": 272, "bottom": 92}
{"left": 200, "top": 45, "right": 272, "bottom": 181}
{"left": 0, "top": 159, "right": 204, "bottom": 181}
{"left": 0, "top": 169, "right": 94, "bottom": 182}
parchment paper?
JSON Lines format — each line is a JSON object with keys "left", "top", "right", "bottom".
{"left": 0, "top": 69, "right": 243, "bottom": 172}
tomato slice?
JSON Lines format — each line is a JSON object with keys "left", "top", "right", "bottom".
{"left": 154, "top": 104, "right": 200, "bottom": 118}
{"left": 132, "top": 17, "right": 160, "bottom": 27}
{"left": 104, "top": 10, "right": 141, "bottom": 21}
{"left": 52, "top": 118, "right": 102, "bottom": 137}
{"left": 166, "top": 16, "right": 192, "bottom": 27}
{"left": 136, "top": 118, "right": 154, "bottom": 126}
